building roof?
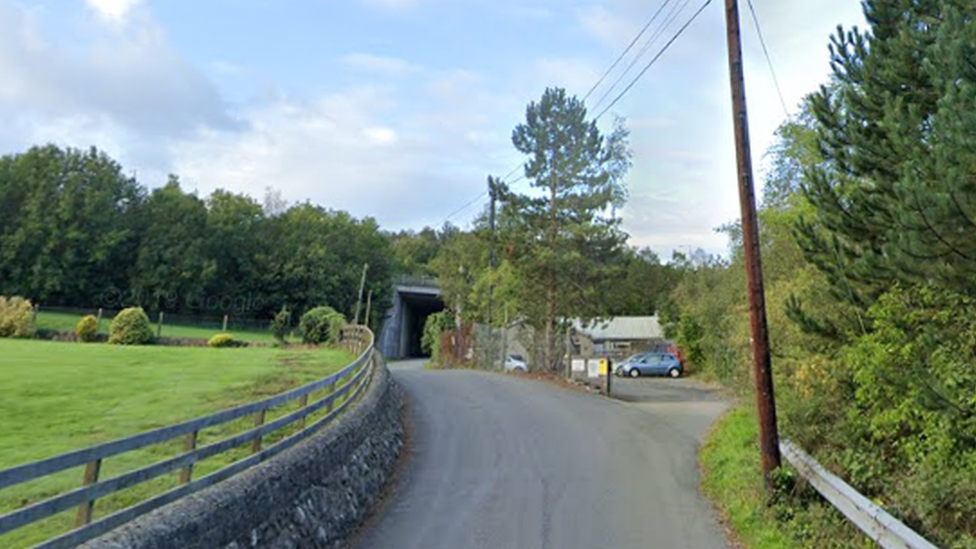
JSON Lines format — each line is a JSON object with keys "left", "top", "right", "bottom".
{"left": 574, "top": 316, "right": 663, "bottom": 341}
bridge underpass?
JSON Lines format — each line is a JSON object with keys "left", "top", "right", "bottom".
{"left": 378, "top": 279, "right": 444, "bottom": 359}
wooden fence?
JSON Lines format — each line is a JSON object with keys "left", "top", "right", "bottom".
{"left": 0, "top": 325, "right": 375, "bottom": 549}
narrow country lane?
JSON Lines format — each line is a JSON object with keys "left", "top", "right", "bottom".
{"left": 346, "top": 361, "right": 730, "bottom": 549}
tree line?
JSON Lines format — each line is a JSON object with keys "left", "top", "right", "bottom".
{"left": 663, "top": 1, "right": 976, "bottom": 545}
{"left": 0, "top": 131, "right": 680, "bottom": 338}
{"left": 0, "top": 145, "right": 394, "bottom": 324}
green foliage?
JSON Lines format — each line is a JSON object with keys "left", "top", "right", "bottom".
{"left": 270, "top": 307, "right": 291, "bottom": 343}
{"left": 796, "top": 0, "right": 976, "bottom": 320}
{"left": 430, "top": 231, "right": 487, "bottom": 324}
{"left": 108, "top": 307, "right": 154, "bottom": 345}
{"left": 502, "top": 87, "right": 631, "bottom": 371}
{"left": 207, "top": 333, "right": 236, "bottom": 348}
{"left": 0, "top": 144, "right": 396, "bottom": 321}
{"left": 74, "top": 315, "right": 99, "bottom": 342}
{"left": 0, "top": 296, "right": 35, "bottom": 338}
{"left": 835, "top": 286, "right": 976, "bottom": 544}
{"left": 0, "top": 146, "right": 143, "bottom": 306}
{"left": 390, "top": 226, "right": 443, "bottom": 276}
{"left": 421, "top": 310, "right": 455, "bottom": 366}
{"left": 604, "top": 247, "right": 681, "bottom": 316}
{"left": 298, "top": 306, "right": 345, "bottom": 345}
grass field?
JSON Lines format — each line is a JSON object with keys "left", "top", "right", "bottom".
{"left": 0, "top": 338, "right": 355, "bottom": 548}
{"left": 35, "top": 310, "right": 279, "bottom": 342}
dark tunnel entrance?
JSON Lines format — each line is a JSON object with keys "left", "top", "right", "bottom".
{"left": 398, "top": 292, "right": 446, "bottom": 358}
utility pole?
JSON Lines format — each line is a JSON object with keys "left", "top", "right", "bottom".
{"left": 724, "top": 0, "right": 781, "bottom": 492}
{"left": 353, "top": 263, "right": 369, "bottom": 325}
{"left": 487, "top": 176, "right": 498, "bottom": 368}
{"left": 364, "top": 290, "right": 373, "bottom": 329}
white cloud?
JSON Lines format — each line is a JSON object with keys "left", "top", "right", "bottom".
{"left": 531, "top": 57, "right": 602, "bottom": 98}
{"left": 577, "top": 5, "right": 638, "bottom": 50}
{"left": 171, "top": 85, "right": 502, "bottom": 230}
{"left": 341, "top": 53, "right": 421, "bottom": 77}
{"left": 0, "top": 0, "right": 240, "bottom": 145}
{"left": 363, "top": 126, "right": 398, "bottom": 145}
{"left": 362, "top": 0, "right": 425, "bottom": 9}
{"left": 84, "top": 0, "right": 141, "bottom": 25}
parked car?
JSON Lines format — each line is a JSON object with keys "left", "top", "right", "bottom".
{"left": 504, "top": 354, "right": 528, "bottom": 372}
{"left": 615, "top": 352, "right": 682, "bottom": 378}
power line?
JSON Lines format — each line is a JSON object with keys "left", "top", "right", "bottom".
{"left": 444, "top": 190, "right": 489, "bottom": 221}
{"left": 745, "top": 0, "right": 789, "bottom": 117}
{"left": 583, "top": 0, "right": 675, "bottom": 103}
{"left": 444, "top": 2, "right": 696, "bottom": 227}
{"left": 589, "top": 0, "right": 692, "bottom": 115}
{"left": 594, "top": 0, "right": 714, "bottom": 122}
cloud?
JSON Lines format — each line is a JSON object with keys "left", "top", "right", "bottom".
{"left": 171, "top": 84, "right": 505, "bottom": 230}
{"left": 340, "top": 53, "right": 422, "bottom": 77}
{"left": 0, "top": 0, "right": 240, "bottom": 146}
{"left": 577, "top": 5, "right": 639, "bottom": 50}
{"left": 531, "top": 57, "right": 602, "bottom": 98}
{"left": 362, "top": 0, "right": 425, "bottom": 9}
{"left": 84, "top": 0, "right": 141, "bottom": 24}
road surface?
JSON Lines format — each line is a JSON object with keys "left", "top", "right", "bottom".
{"left": 347, "top": 361, "right": 730, "bottom": 549}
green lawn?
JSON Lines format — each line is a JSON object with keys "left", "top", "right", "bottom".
{"left": 0, "top": 338, "right": 354, "bottom": 548}
{"left": 35, "top": 310, "right": 279, "bottom": 342}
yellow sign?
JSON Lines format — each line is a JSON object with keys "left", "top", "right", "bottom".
{"left": 598, "top": 358, "right": 609, "bottom": 375}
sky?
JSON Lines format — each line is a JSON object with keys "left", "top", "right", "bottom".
{"left": 0, "top": 0, "right": 867, "bottom": 257}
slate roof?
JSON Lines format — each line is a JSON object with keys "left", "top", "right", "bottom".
{"left": 573, "top": 316, "right": 664, "bottom": 341}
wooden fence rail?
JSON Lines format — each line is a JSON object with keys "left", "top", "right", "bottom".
{"left": 0, "top": 325, "right": 375, "bottom": 549}
{"left": 780, "top": 440, "right": 939, "bottom": 549}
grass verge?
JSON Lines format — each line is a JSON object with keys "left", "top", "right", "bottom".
{"left": 700, "top": 406, "right": 875, "bottom": 549}
{"left": 700, "top": 406, "right": 799, "bottom": 549}
{"left": 0, "top": 338, "right": 353, "bottom": 548}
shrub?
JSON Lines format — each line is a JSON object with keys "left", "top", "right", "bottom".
{"left": 108, "top": 307, "right": 154, "bottom": 345}
{"left": 0, "top": 296, "right": 36, "bottom": 338}
{"left": 75, "top": 315, "right": 100, "bottom": 342}
{"left": 421, "top": 310, "right": 455, "bottom": 366}
{"left": 299, "top": 306, "right": 346, "bottom": 345}
{"left": 271, "top": 307, "right": 291, "bottom": 343}
{"left": 208, "top": 333, "right": 235, "bottom": 348}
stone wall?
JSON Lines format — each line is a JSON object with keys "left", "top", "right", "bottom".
{"left": 82, "top": 357, "right": 403, "bottom": 549}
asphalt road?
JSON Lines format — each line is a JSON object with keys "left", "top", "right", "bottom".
{"left": 346, "top": 361, "right": 730, "bottom": 549}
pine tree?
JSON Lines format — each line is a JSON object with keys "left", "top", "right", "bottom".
{"left": 502, "top": 87, "right": 631, "bottom": 372}
{"left": 795, "top": 0, "right": 976, "bottom": 322}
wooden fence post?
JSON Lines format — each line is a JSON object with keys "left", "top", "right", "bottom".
{"left": 326, "top": 381, "right": 337, "bottom": 413}
{"left": 251, "top": 409, "right": 266, "bottom": 454}
{"left": 74, "top": 459, "right": 102, "bottom": 527}
{"left": 298, "top": 394, "right": 309, "bottom": 429}
{"left": 179, "top": 430, "right": 199, "bottom": 485}
{"left": 222, "top": 314, "right": 229, "bottom": 332}
{"left": 156, "top": 312, "right": 164, "bottom": 338}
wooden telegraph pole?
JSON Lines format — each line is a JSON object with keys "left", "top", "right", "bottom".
{"left": 487, "top": 176, "right": 499, "bottom": 367}
{"left": 353, "top": 263, "right": 369, "bottom": 325}
{"left": 724, "top": 0, "right": 781, "bottom": 491}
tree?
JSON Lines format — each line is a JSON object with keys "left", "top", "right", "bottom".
{"left": 255, "top": 203, "right": 394, "bottom": 322}
{"left": 204, "top": 189, "right": 265, "bottom": 313}
{"left": 796, "top": 0, "right": 976, "bottom": 314}
{"left": 0, "top": 145, "right": 144, "bottom": 305}
{"left": 389, "top": 227, "right": 442, "bottom": 277}
{"left": 503, "top": 87, "right": 631, "bottom": 372}
{"left": 131, "top": 177, "right": 213, "bottom": 312}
